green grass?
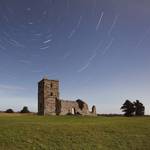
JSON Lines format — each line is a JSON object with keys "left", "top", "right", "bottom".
{"left": 0, "top": 114, "right": 150, "bottom": 150}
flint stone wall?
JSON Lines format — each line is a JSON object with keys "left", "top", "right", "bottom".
{"left": 59, "top": 99, "right": 90, "bottom": 115}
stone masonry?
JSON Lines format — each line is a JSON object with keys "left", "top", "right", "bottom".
{"left": 38, "top": 78, "right": 96, "bottom": 116}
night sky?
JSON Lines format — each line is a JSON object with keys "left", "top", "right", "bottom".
{"left": 0, "top": 0, "right": 150, "bottom": 114}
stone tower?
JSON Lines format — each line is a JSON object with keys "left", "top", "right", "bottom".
{"left": 38, "top": 78, "right": 59, "bottom": 115}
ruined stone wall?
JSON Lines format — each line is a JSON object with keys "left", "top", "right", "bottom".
{"left": 59, "top": 99, "right": 90, "bottom": 115}
{"left": 88, "top": 105, "right": 97, "bottom": 116}
{"left": 59, "top": 100, "right": 78, "bottom": 115}
{"left": 76, "top": 99, "right": 89, "bottom": 115}
{"left": 38, "top": 78, "right": 97, "bottom": 116}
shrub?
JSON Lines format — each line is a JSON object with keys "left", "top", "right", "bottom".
{"left": 20, "top": 106, "right": 30, "bottom": 113}
{"left": 5, "top": 109, "right": 14, "bottom": 113}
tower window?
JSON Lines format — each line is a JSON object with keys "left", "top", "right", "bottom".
{"left": 50, "top": 83, "right": 53, "bottom": 88}
{"left": 50, "top": 92, "right": 53, "bottom": 96}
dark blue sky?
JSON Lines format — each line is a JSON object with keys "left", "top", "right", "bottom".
{"left": 0, "top": 0, "right": 150, "bottom": 114}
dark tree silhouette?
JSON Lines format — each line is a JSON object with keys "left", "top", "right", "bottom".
{"left": 5, "top": 109, "right": 14, "bottom": 113}
{"left": 20, "top": 106, "right": 30, "bottom": 113}
{"left": 121, "top": 100, "right": 135, "bottom": 117}
{"left": 134, "top": 100, "right": 145, "bottom": 116}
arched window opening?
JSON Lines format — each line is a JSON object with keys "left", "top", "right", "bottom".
{"left": 71, "top": 108, "right": 75, "bottom": 115}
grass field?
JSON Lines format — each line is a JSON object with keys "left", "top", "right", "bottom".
{"left": 0, "top": 114, "right": 150, "bottom": 150}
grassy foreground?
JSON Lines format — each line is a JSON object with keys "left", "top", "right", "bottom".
{"left": 0, "top": 114, "right": 150, "bottom": 150}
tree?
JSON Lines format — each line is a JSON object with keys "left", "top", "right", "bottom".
{"left": 121, "top": 100, "right": 135, "bottom": 117}
{"left": 5, "top": 109, "right": 14, "bottom": 113}
{"left": 134, "top": 100, "right": 145, "bottom": 116}
{"left": 20, "top": 106, "right": 30, "bottom": 113}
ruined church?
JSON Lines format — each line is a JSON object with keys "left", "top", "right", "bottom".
{"left": 38, "top": 78, "right": 96, "bottom": 116}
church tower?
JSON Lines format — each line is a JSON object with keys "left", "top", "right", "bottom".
{"left": 38, "top": 77, "right": 59, "bottom": 115}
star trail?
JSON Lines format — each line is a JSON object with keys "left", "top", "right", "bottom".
{"left": 0, "top": 0, "right": 150, "bottom": 114}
